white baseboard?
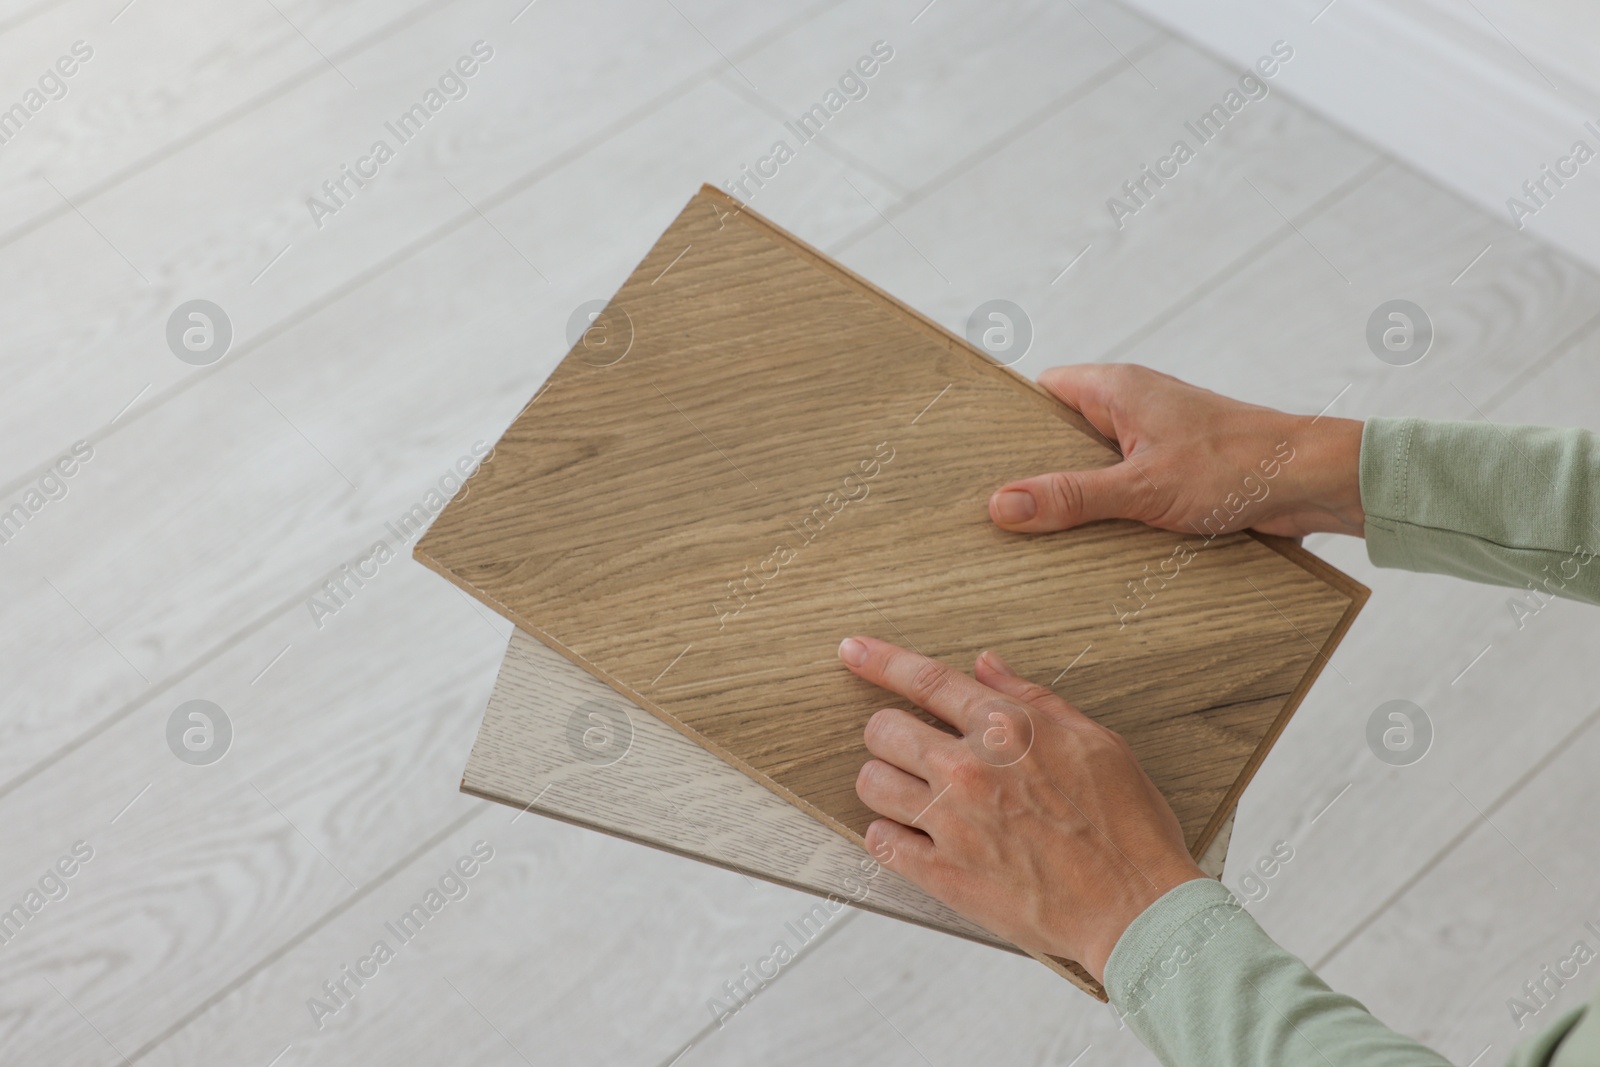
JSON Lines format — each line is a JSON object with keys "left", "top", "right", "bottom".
{"left": 1120, "top": 0, "right": 1600, "bottom": 272}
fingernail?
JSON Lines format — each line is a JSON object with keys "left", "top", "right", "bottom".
{"left": 839, "top": 637, "right": 868, "bottom": 667}
{"left": 983, "top": 650, "right": 1019, "bottom": 677}
{"left": 992, "top": 489, "right": 1036, "bottom": 524}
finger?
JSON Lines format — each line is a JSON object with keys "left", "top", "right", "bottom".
{"left": 977, "top": 647, "right": 1020, "bottom": 678}
{"left": 863, "top": 818, "right": 937, "bottom": 879}
{"left": 989, "top": 463, "right": 1150, "bottom": 532}
{"left": 856, "top": 758, "right": 935, "bottom": 826}
{"left": 839, "top": 636, "right": 990, "bottom": 734}
{"left": 973, "top": 650, "right": 1090, "bottom": 725}
{"left": 862, "top": 706, "right": 952, "bottom": 781}
{"left": 1035, "top": 363, "right": 1132, "bottom": 442}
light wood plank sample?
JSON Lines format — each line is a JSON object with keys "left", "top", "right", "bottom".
{"left": 469, "top": 626, "right": 1007, "bottom": 950}
{"left": 416, "top": 185, "right": 1365, "bottom": 991}
{"left": 465, "top": 627, "right": 1239, "bottom": 958}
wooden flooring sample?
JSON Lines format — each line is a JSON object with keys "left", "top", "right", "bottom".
{"left": 416, "top": 185, "right": 1365, "bottom": 991}
{"left": 466, "top": 626, "right": 1240, "bottom": 957}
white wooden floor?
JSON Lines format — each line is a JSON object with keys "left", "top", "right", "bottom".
{"left": 2, "top": 1, "right": 1597, "bottom": 1064}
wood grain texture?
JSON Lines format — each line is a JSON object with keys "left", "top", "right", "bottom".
{"left": 467, "top": 626, "right": 1239, "bottom": 952}
{"left": 416, "top": 185, "right": 1366, "bottom": 991}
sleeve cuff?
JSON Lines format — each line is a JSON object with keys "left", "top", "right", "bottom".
{"left": 1359, "top": 415, "right": 1419, "bottom": 573}
{"left": 1103, "top": 876, "right": 1242, "bottom": 1016}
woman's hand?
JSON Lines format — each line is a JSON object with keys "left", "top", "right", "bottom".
{"left": 839, "top": 634, "right": 1206, "bottom": 982}
{"left": 988, "top": 364, "right": 1366, "bottom": 539}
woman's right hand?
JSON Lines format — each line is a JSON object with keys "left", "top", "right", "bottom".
{"left": 989, "top": 364, "right": 1367, "bottom": 540}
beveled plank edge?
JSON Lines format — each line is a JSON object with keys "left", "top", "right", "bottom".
{"left": 461, "top": 779, "right": 1020, "bottom": 956}
{"left": 469, "top": 627, "right": 999, "bottom": 946}
{"left": 467, "top": 770, "right": 1107, "bottom": 999}
{"left": 693, "top": 184, "right": 1125, "bottom": 457}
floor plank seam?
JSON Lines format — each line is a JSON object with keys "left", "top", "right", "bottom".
{"left": 1479, "top": 305, "right": 1600, "bottom": 415}
{"left": 128, "top": 802, "right": 490, "bottom": 1063}
{"left": 1118, "top": 0, "right": 1600, "bottom": 294}
{"left": 651, "top": 909, "right": 864, "bottom": 1067}
{"left": 1098, "top": 155, "right": 1390, "bottom": 365}
{"left": 0, "top": 0, "right": 468, "bottom": 254}
{"left": 717, "top": 76, "right": 913, "bottom": 202}
{"left": 1309, "top": 701, "right": 1600, "bottom": 972}
{"left": 0, "top": 524, "right": 467, "bottom": 804}
{"left": 823, "top": 31, "right": 1174, "bottom": 258}
{"left": 0, "top": 0, "right": 852, "bottom": 507}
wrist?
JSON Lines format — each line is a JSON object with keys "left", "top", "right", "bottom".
{"left": 1076, "top": 859, "right": 1209, "bottom": 983}
{"left": 1273, "top": 414, "right": 1365, "bottom": 537}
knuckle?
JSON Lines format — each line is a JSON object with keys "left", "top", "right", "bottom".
{"left": 943, "top": 754, "right": 987, "bottom": 791}
{"left": 1081, "top": 721, "right": 1130, "bottom": 759}
{"left": 1044, "top": 471, "right": 1084, "bottom": 522}
{"left": 862, "top": 708, "right": 895, "bottom": 747}
{"left": 909, "top": 660, "right": 953, "bottom": 706}
{"left": 1107, "top": 362, "right": 1143, "bottom": 391}
{"left": 924, "top": 742, "right": 965, "bottom": 780}
{"left": 1038, "top": 695, "right": 1079, "bottom": 729}
{"left": 855, "top": 759, "right": 881, "bottom": 794}
{"left": 1013, "top": 680, "right": 1054, "bottom": 707}
{"left": 864, "top": 821, "right": 902, "bottom": 867}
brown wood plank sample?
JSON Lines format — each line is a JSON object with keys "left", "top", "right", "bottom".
{"left": 466, "top": 626, "right": 1239, "bottom": 956}
{"left": 416, "top": 185, "right": 1365, "bottom": 991}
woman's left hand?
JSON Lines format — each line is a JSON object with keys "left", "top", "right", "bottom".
{"left": 839, "top": 634, "right": 1206, "bottom": 981}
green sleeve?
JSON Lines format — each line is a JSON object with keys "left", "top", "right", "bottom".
{"left": 1104, "top": 878, "right": 1453, "bottom": 1066}
{"left": 1360, "top": 417, "right": 1600, "bottom": 605}
{"left": 1100, "top": 417, "right": 1600, "bottom": 1067}
{"left": 1357, "top": 416, "right": 1600, "bottom": 1062}
{"left": 1105, "top": 879, "right": 1595, "bottom": 1066}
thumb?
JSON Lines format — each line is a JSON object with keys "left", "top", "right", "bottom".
{"left": 988, "top": 463, "right": 1150, "bottom": 532}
